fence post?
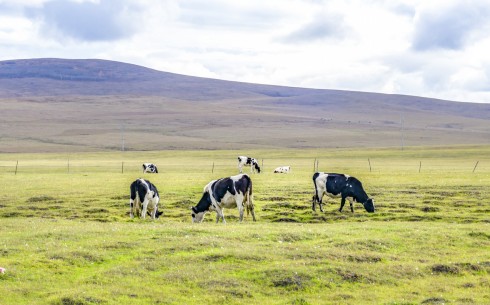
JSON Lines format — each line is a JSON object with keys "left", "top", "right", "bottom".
{"left": 67, "top": 157, "right": 70, "bottom": 174}
{"left": 419, "top": 161, "right": 422, "bottom": 173}
{"left": 122, "top": 162, "right": 124, "bottom": 174}
{"left": 212, "top": 162, "right": 215, "bottom": 173}
{"left": 473, "top": 161, "right": 479, "bottom": 173}
{"left": 368, "top": 158, "right": 372, "bottom": 172}
{"left": 313, "top": 159, "right": 316, "bottom": 172}
{"left": 15, "top": 160, "right": 18, "bottom": 175}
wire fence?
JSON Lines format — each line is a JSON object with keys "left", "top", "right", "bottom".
{"left": 0, "top": 158, "right": 487, "bottom": 175}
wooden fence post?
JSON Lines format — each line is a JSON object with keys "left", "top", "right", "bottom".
{"left": 473, "top": 161, "right": 479, "bottom": 173}
{"left": 67, "top": 158, "right": 70, "bottom": 174}
{"left": 313, "top": 159, "right": 319, "bottom": 172}
{"left": 15, "top": 160, "right": 18, "bottom": 175}
{"left": 419, "top": 161, "right": 422, "bottom": 173}
{"left": 368, "top": 158, "right": 372, "bottom": 172}
{"left": 212, "top": 162, "right": 215, "bottom": 173}
{"left": 122, "top": 162, "right": 124, "bottom": 174}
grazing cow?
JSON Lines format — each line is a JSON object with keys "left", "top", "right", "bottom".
{"left": 312, "top": 172, "right": 375, "bottom": 213}
{"left": 274, "top": 166, "right": 291, "bottom": 173}
{"left": 238, "top": 156, "right": 261, "bottom": 174}
{"left": 142, "top": 163, "right": 158, "bottom": 173}
{"left": 129, "top": 178, "right": 161, "bottom": 219}
{"left": 191, "top": 174, "right": 256, "bottom": 223}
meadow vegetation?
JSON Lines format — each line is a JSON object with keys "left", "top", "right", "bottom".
{"left": 0, "top": 146, "right": 489, "bottom": 304}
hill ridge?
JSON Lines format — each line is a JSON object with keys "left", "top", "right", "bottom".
{"left": 0, "top": 58, "right": 317, "bottom": 99}
{"left": 0, "top": 58, "right": 489, "bottom": 152}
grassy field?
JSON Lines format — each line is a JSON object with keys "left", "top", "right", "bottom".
{"left": 0, "top": 146, "right": 489, "bottom": 304}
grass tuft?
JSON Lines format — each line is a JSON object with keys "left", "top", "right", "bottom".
{"left": 27, "top": 195, "right": 57, "bottom": 203}
{"left": 421, "top": 297, "right": 448, "bottom": 304}
{"left": 431, "top": 264, "right": 460, "bottom": 274}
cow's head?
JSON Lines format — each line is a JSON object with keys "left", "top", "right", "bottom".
{"left": 254, "top": 162, "right": 261, "bottom": 173}
{"left": 191, "top": 191, "right": 212, "bottom": 223}
{"left": 147, "top": 208, "right": 164, "bottom": 218}
{"left": 363, "top": 198, "right": 375, "bottom": 213}
{"left": 191, "top": 207, "right": 205, "bottom": 223}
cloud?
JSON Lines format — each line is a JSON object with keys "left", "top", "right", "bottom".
{"left": 1, "top": 0, "right": 490, "bottom": 102}
{"left": 412, "top": 1, "right": 490, "bottom": 51}
{"left": 177, "top": 0, "right": 287, "bottom": 30}
{"left": 281, "top": 12, "right": 347, "bottom": 43}
{"left": 29, "top": 0, "right": 144, "bottom": 42}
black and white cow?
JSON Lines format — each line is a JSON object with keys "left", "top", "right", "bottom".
{"left": 142, "top": 163, "right": 158, "bottom": 173}
{"left": 191, "top": 174, "right": 256, "bottom": 223}
{"left": 129, "top": 178, "right": 162, "bottom": 219}
{"left": 312, "top": 172, "right": 375, "bottom": 213}
{"left": 238, "top": 156, "right": 261, "bottom": 174}
{"left": 274, "top": 166, "right": 290, "bottom": 173}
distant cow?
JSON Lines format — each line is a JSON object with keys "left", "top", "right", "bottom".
{"left": 238, "top": 156, "right": 261, "bottom": 174}
{"left": 142, "top": 163, "right": 158, "bottom": 173}
{"left": 130, "top": 178, "right": 162, "bottom": 219}
{"left": 191, "top": 174, "right": 256, "bottom": 223}
{"left": 274, "top": 166, "right": 290, "bottom": 173}
{"left": 312, "top": 172, "right": 375, "bottom": 213}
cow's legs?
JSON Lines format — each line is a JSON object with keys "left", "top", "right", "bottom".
{"left": 348, "top": 198, "right": 354, "bottom": 213}
{"left": 236, "top": 194, "right": 245, "bottom": 221}
{"left": 312, "top": 191, "right": 325, "bottom": 212}
{"left": 315, "top": 198, "right": 324, "bottom": 213}
{"left": 250, "top": 205, "right": 256, "bottom": 221}
{"left": 129, "top": 198, "right": 135, "bottom": 219}
{"left": 238, "top": 205, "right": 244, "bottom": 221}
{"left": 318, "top": 195, "right": 325, "bottom": 212}
{"left": 140, "top": 198, "right": 149, "bottom": 219}
{"left": 248, "top": 201, "right": 256, "bottom": 221}
{"left": 245, "top": 191, "right": 256, "bottom": 221}
{"left": 339, "top": 197, "right": 346, "bottom": 212}
{"left": 149, "top": 198, "right": 159, "bottom": 219}
{"left": 214, "top": 206, "right": 226, "bottom": 223}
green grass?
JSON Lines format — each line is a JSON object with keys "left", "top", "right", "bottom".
{"left": 0, "top": 146, "right": 489, "bottom": 304}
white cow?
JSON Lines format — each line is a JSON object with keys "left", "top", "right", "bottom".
{"left": 274, "top": 166, "right": 290, "bottom": 173}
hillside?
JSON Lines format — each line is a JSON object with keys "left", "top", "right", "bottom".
{"left": 0, "top": 58, "right": 489, "bottom": 152}
{"left": 0, "top": 58, "right": 313, "bottom": 100}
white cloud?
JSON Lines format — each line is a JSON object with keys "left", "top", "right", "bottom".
{"left": 0, "top": 0, "right": 490, "bottom": 102}
{"left": 25, "top": 0, "right": 144, "bottom": 41}
{"left": 412, "top": 0, "right": 490, "bottom": 51}
{"left": 280, "top": 11, "right": 348, "bottom": 44}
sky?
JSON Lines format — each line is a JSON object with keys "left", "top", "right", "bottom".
{"left": 1, "top": 0, "right": 490, "bottom": 103}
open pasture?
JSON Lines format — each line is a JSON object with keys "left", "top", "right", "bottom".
{"left": 0, "top": 146, "right": 489, "bottom": 304}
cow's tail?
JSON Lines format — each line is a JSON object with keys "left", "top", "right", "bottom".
{"left": 246, "top": 177, "right": 254, "bottom": 216}
{"left": 312, "top": 172, "right": 320, "bottom": 201}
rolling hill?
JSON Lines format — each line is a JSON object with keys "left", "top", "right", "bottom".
{"left": 0, "top": 58, "right": 489, "bottom": 152}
